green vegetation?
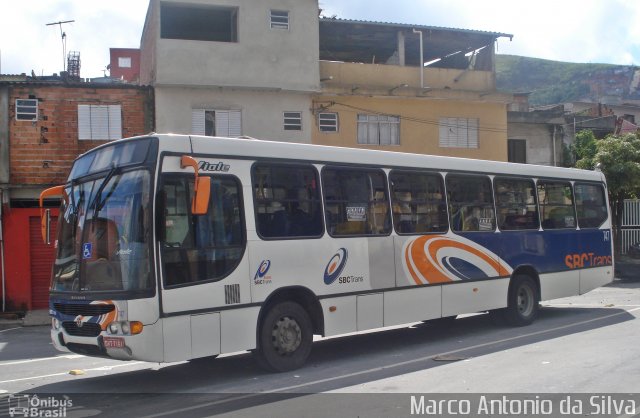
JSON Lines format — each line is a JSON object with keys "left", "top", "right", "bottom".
{"left": 495, "top": 55, "right": 617, "bottom": 106}
{"left": 572, "top": 131, "right": 640, "bottom": 256}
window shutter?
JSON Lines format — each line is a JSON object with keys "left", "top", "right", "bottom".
{"left": 78, "top": 105, "right": 92, "bottom": 140}
{"left": 227, "top": 110, "right": 242, "bottom": 137}
{"left": 215, "top": 111, "right": 230, "bottom": 136}
{"left": 91, "top": 106, "right": 110, "bottom": 140}
{"left": 108, "top": 105, "right": 122, "bottom": 139}
{"left": 191, "top": 109, "right": 205, "bottom": 135}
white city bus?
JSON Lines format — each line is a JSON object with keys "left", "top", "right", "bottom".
{"left": 41, "top": 134, "right": 613, "bottom": 371}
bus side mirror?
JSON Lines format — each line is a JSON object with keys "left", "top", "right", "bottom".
{"left": 39, "top": 185, "right": 65, "bottom": 245}
{"left": 180, "top": 155, "right": 210, "bottom": 215}
{"left": 193, "top": 176, "right": 211, "bottom": 215}
{"left": 42, "top": 209, "right": 52, "bottom": 245}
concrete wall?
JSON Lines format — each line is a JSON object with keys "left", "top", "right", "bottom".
{"left": 311, "top": 95, "right": 509, "bottom": 161}
{"left": 155, "top": 86, "right": 312, "bottom": 142}
{"left": 320, "top": 60, "right": 495, "bottom": 92}
{"left": 507, "top": 122, "right": 561, "bottom": 166}
{"left": 140, "top": 1, "right": 158, "bottom": 85}
{"left": 145, "top": 0, "right": 319, "bottom": 92}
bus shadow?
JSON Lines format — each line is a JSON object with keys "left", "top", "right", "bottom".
{"left": 23, "top": 304, "right": 636, "bottom": 415}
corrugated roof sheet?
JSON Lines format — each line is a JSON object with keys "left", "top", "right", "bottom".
{"left": 320, "top": 17, "right": 513, "bottom": 40}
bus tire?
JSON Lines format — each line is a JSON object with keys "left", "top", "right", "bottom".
{"left": 255, "top": 301, "right": 313, "bottom": 372}
{"left": 504, "top": 274, "right": 539, "bottom": 326}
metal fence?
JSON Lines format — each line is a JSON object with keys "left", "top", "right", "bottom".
{"left": 622, "top": 199, "right": 640, "bottom": 254}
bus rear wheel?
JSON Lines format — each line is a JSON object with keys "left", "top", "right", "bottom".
{"left": 503, "top": 274, "right": 539, "bottom": 326}
{"left": 255, "top": 301, "right": 313, "bottom": 372}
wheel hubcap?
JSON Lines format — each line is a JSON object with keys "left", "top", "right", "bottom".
{"left": 272, "top": 316, "right": 302, "bottom": 355}
{"left": 517, "top": 285, "right": 534, "bottom": 317}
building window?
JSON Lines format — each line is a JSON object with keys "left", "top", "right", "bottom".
{"left": 77, "top": 104, "right": 122, "bottom": 140}
{"left": 508, "top": 139, "right": 527, "bottom": 163}
{"left": 284, "top": 112, "right": 302, "bottom": 131}
{"left": 439, "top": 117, "right": 478, "bottom": 148}
{"left": 118, "top": 57, "right": 132, "bottom": 68}
{"left": 270, "top": 10, "right": 289, "bottom": 30}
{"left": 357, "top": 114, "right": 400, "bottom": 145}
{"left": 537, "top": 181, "right": 576, "bottom": 229}
{"left": 322, "top": 167, "right": 391, "bottom": 236}
{"left": 447, "top": 174, "right": 495, "bottom": 232}
{"left": 161, "top": 3, "right": 238, "bottom": 42}
{"left": 192, "top": 109, "right": 242, "bottom": 137}
{"left": 494, "top": 177, "right": 539, "bottom": 230}
{"left": 252, "top": 163, "right": 323, "bottom": 239}
{"left": 16, "top": 99, "right": 38, "bottom": 121}
{"left": 318, "top": 112, "right": 338, "bottom": 132}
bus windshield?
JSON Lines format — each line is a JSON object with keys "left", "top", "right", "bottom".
{"left": 52, "top": 170, "right": 153, "bottom": 293}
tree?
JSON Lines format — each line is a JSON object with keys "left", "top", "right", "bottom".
{"left": 578, "top": 133, "right": 640, "bottom": 257}
{"left": 572, "top": 130, "right": 598, "bottom": 170}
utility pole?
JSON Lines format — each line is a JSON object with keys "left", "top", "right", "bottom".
{"left": 46, "top": 20, "right": 75, "bottom": 72}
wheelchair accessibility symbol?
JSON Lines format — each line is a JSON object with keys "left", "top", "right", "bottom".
{"left": 82, "top": 243, "right": 92, "bottom": 259}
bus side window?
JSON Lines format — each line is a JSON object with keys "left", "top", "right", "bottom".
{"left": 494, "top": 177, "right": 539, "bottom": 231}
{"left": 252, "top": 163, "right": 323, "bottom": 239}
{"left": 322, "top": 167, "right": 391, "bottom": 237}
{"left": 161, "top": 175, "right": 246, "bottom": 287}
{"left": 575, "top": 183, "right": 608, "bottom": 228}
{"left": 389, "top": 170, "right": 448, "bottom": 234}
{"left": 537, "top": 181, "right": 576, "bottom": 229}
{"left": 446, "top": 174, "right": 495, "bottom": 232}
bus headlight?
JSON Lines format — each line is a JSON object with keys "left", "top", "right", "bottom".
{"left": 107, "top": 321, "right": 143, "bottom": 335}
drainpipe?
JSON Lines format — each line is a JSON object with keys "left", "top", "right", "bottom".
{"left": 0, "top": 189, "right": 5, "bottom": 312}
{"left": 413, "top": 29, "right": 424, "bottom": 89}
{"left": 552, "top": 125, "right": 557, "bottom": 166}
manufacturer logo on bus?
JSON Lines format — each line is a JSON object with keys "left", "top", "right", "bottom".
{"left": 323, "top": 248, "right": 348, "bottom": 285}
{"left": 198, "top": 161, "right": 230, "bottom": 172}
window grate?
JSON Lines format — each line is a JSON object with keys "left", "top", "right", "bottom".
{"left": 16, "top": 99, "right": 38, "bottom": 121}
{"left": 270, "top": 10, "right": 289, "bottom": 29}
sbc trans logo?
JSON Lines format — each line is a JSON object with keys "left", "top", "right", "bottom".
{"left": 254, "top": 260, "right": 272, "bottom": 285}
{"left": 324, "top": 248, "right": 348, "bottom": 284}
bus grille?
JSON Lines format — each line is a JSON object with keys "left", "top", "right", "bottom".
{"left": 66, "top": 343, "right": 106, "bottom": 357}
{"left": 62, "top": 321, "right": 102, "bottom": 337}
{"left": 54, "top": 303, "right": 115, "bottom": 316}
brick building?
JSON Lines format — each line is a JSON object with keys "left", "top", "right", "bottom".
{"left": 109, "top": 48, "right": 141, "bottom": 83}
{"left": 0, "top": 78, "right": 153, "bottom": 311}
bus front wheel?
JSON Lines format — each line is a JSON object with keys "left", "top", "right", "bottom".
{"left": 255, "top": 301, "right": 313, "bottom": 372}
{"left": 503, "top": 275, "right": 539, "bottom": 326}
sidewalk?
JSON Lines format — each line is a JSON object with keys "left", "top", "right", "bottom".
{"left": 0, "top": 309, "right": 50, "bottom": 330}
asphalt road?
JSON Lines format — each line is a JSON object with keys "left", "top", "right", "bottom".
{"left": 0, "top": 279, "right": 639, "bottom": 417}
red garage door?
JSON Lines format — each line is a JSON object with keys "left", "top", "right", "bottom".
{"left": 29, "top": 216, "right": 57, "bottom": 309}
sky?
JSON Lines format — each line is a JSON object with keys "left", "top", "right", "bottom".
{"left": 1, "top": 0, "right": 639, "bottom": 79}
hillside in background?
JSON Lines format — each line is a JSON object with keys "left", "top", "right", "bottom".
{"left": 495, "top": 55, "right": 640, "bottom": 107}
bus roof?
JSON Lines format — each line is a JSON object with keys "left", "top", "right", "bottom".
{"left": 105, "top": 134, "right": 606, "bottom": 183}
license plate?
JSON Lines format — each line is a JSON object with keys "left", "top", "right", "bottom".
{"left": 103, "top": 336, "right": 125, "bottom": 348}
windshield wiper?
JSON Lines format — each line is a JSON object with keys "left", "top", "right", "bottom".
{"left": 91, "top": 165, "right": 117, "bottom": 219}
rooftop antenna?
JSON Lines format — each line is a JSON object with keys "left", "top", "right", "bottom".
{"left": 46, "top": 20, "right": 75, "bottom": 72}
